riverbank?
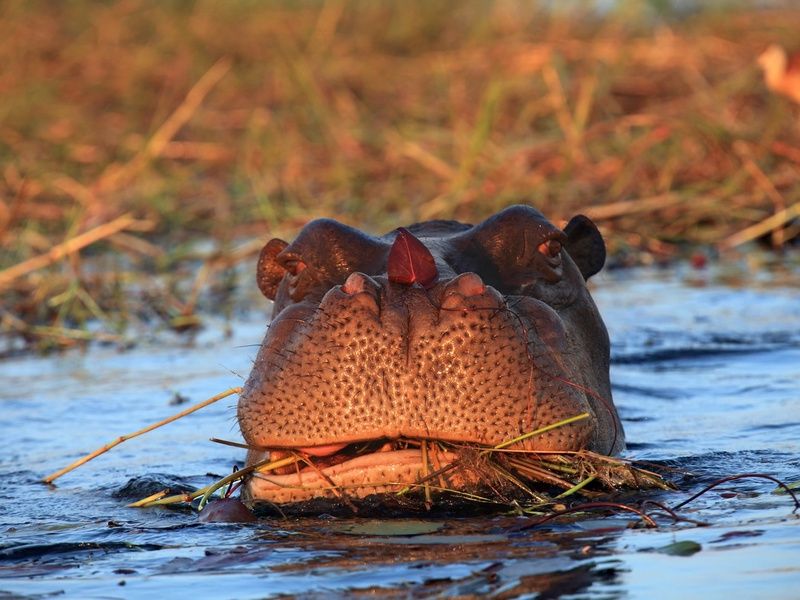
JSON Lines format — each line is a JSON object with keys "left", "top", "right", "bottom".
{"left": 1, "top": 1, "right": 799, "bottom": 352}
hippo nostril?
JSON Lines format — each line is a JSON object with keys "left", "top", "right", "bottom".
{"left": 440, "top": 273, "right": 489, "bottom": 310}
{"left": 340, "top": 272, "right": 381, "bottom": 313}
{"left": 442, "top": 273, "right": 486, "bottom": 298}
{"left": 343, "top": 272, "right": 368, "bottom": 295}
{"left": 451, "top": 272, "right": 486, "bottom": 297}
{"left": 343, "top": 272, "right": 382, "bottom": 296}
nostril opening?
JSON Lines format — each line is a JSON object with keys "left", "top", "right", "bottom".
{"left": 440, "top": 273, "right": 488, "bottom": 311}
{"left": 340, "top": 272, "right": 381, "bottom": 314}
{"left": 342, "top": 272, "right": 367, "bottom": 295}
{"left": 454, "top": 273, "right": 486, "bottom": 297}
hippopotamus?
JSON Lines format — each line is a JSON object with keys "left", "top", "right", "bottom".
{"left": 237, "top": 205, "right": 623, "bottom": 507}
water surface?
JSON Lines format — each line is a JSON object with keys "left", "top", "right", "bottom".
{"left": 1, "top": 262, "right": 798, "bottom": 598}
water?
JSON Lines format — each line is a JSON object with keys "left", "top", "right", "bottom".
{"left": 1, "top": 262, "right": 799, "bottom": 599}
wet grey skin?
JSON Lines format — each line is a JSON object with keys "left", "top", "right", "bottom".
{"left": 237, "top": 205, "right": 624, "bottom": 505}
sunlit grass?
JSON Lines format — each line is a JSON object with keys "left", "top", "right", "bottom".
{"left": 1, "top": 1, "right": 799, "bottom": 352}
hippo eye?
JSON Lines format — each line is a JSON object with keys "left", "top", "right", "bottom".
{"left": 538, "top": 239, "right": 562, "bottom": 259}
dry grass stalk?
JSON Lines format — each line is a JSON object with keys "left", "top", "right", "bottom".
{"left": 94, "top": 57, "right": 233, "bottom": 194}
{"left": 42, "top": 387, "right": 241, "bottom": 484}
{"left": 459, "top": 447, "right": 673, "bottom": 505}
{"left": 0, "top": 213, "right": 139, "bottom": 290}
{"left": 720, "top": 202, "right": 800, "bottom": 249}
{"left": 131, "top": 454, "right": 300, "bottom": 509}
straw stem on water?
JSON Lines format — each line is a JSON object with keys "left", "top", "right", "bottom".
{"left": 43, "top": 387, "right": 242, "bottom": 484}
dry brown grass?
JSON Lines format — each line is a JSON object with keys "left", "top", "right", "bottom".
{"left": 1, "top": 1, "right": 799, "bottom": 352}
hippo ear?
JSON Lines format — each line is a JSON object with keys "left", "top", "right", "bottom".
{"left": 256, "top": 238, "right": 289, "bottom": 300}
{"left": 564, "top": 215, "right": 606, "bottom": 280}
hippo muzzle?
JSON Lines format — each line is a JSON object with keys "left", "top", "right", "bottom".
{"left": 238, "top": 205, "right": 624, "bottom": 505}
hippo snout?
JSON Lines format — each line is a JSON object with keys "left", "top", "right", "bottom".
{"left": 238, "top": 205, "right": 624, "bottom": 505}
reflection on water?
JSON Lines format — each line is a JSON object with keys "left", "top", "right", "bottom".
{"left": 0, "top": 263, "right": 798, "bottom": 598}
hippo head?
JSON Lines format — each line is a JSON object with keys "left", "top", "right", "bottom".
{"left": 238, "top": 205, "right": 623, "bottom": 506}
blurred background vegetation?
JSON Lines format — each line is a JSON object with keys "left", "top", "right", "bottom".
{"left": 0, "top": 0, "right": 798, "bottom": 353}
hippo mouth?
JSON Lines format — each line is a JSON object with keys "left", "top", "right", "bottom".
{"left": 244, "top": 439, "right": 474, "bottom": 505}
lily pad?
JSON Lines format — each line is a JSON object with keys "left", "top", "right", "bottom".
{"left": 656, "top": 540, "right": 702, "bottom": 556}
{"left": 773, "top": 480, "right": 800, "bottom": 493}
{"left": 331, "top": 519, "right": 445, "bottom": 537}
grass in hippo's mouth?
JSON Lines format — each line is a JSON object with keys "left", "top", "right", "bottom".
{"left": 41, "top": 389, "right": 674, "bottom": 513}
{"left": 44, "top": 388, "right": 800, "bottom": 524}
{"left": 128, "top": 442, "right": 675, "bottom": 512}
{"left": 126, "top": 418, "right": 676, "bottom": 511}
{"left": 402, "top": 442, "right": 676, "bottom": 507}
